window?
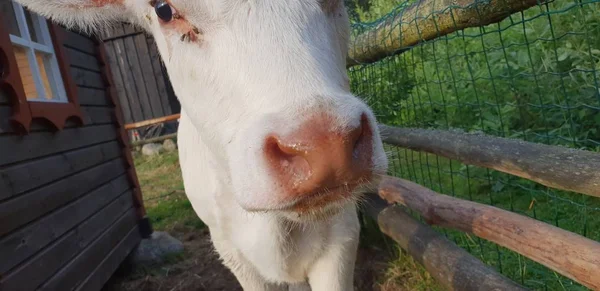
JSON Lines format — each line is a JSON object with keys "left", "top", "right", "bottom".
{"left": 0, "top": 0, "right": 83, "bottom": 132}
{"left": 2, "top": 0, "right": 67, "bottom": 102}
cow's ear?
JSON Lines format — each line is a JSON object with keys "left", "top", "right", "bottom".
{"left": 13, "top": 0, "right": 136, "bottom": 33}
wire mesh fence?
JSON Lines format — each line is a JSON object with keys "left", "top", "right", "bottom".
{"left": 346, "top": 0, "right": 600, "bottom": 289}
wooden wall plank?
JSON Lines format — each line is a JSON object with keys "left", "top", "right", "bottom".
{"left": 61, "top": 28, "right": 96, "bottom": 55}
{"left": 0, "top": 158, "right": 126, "bottom": 236}
{"left": 146, "top": 36, "right": 172, "bottom": 116}
{"left": 77, "top": 87, "right": 110, "bottom": 107}
{"left": 71, "top": 67, "right": 105, "bottom": 89}
{"left": 121, "top": 24, "right": 154, "bottom": 121}
{"left": 66, "top": 46, "right": 101, "bottom": 72}
{"left": 131, "top": 32, "right": 164, "bottom": 118}
{"left": 81, "top": 107, "right": 116, "bottom": 125}
{"left": 103, "top": 41, "right": 133, "bottom": 123}
{"left": 0, "top": 175, "right": 130, "bottom": 274}
{"left": 74, "top": 224, "right": 141, "bottom": 291}
{"left": 39, "top": 209, "right": 139, "bottom": 291}
{"left": 0, "top": 124, "right": 118, "bottom": 166}
{"left": 0, "top": 195, "right": 135, "bottom": 291}
{"left": 107, "top": 26, "right": 144, "bottom": 123}
{"left": 0, "top": 141, "right": 121, "bottom": 200}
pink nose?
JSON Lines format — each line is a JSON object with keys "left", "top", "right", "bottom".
{"left": 264, "top": 114, "right": 373, "bottom": 198}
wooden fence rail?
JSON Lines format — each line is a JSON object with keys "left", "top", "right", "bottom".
{"left": 374, "top": 175, "right": 600, "bottom": 290}
{"left": 379, "top": 125, "right": 600, "bottom": 198}
{"left": 124, "top": 113, "right": 180, "bottom": 130}
{"left": 347, "top": 0, "right": 545, "bottom": 67}
{"left": 363, "top": 195, "right": 527, "bottom": 291}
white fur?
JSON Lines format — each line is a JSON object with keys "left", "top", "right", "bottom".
{"left": 16, "top": 1, "right": 388, "bottom": 290}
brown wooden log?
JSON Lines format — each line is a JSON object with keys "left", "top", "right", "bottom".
{"left": 363, "top": 195, "right": 527, "bottom": 291}
{"left": 379, "top": 125, "right": 600, "bottom": 198}
{"left": 124, "top": 113, "right": 181, "bottom": 130}
{"left": 347, "top": 0, "right": 544, "bottom": 67}
{"left": 377, "top": 175, "right": 600, "bottom": 290}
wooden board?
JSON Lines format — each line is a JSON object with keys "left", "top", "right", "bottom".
{"left": 106, "top": 26, "right": 144, "bottom": 123}
{"left": 131, "top": 32, "right": 164, "bottom": 118}
{"left": 0, "top": 158, "right": 127, "bottom": 236}
{"left": 120, "top": 24, "right": 154, "bottom": 121}
{"left": 80, "top": 106, "right": 116, "bottom": 125}
{"left": 61, "top": 28, "right": 96, "bottom": 55}
{"left": 0, "top": 195, "right": 135, "bottom": 291}
{"left": 66, "top": 46, "right": 101, "bottom": 72}
{"left": 102, "top": 41, "right": 133, "bottom": 123}
{"left": 0, "top": 141, "right": 121, "bottom": 200}
{"left": 146, "top": 36, "right": 172, "bottom": 116}
{"left": 39, "top": 209, "right": 138, "bottom": 291}
{"left": 0, "top": 124, "right": 118, "bottom": 166}
{"left": 74, "top": 224, "right": 141, "bottom": 291}
{"left": 76, "top": 87, "right": 110, "bottom": 107}
{"left": 125, "top": 29, "right": 164, "bottom": 118}
{"left": 70, "top": 67, "right": 105, "bottom": 89}
{"left": 0, "top": 175, "right": 130, "bottom": 274}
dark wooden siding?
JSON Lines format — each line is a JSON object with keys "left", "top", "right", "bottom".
{"left": 101, "top": 23, "right": 179, "bottom": 125}
{"left": 0, "top": 27, "right": 142, "bottom": 291}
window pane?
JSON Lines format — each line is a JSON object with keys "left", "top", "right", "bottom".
{"left": 0, "top": 0, "right": 21, "bottom": 37}
{"left": 23, "top": 9, "right": 39, "bottom": 43}
{"left": 35, "top": 52, "right": 57, "bottom": 100}
{"left": 12, "top": 45, "right": 39, "bottom": 99}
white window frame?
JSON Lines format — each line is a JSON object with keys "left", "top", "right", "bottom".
{"left": 8, "top": 1, "right": 68, "bottom": 103}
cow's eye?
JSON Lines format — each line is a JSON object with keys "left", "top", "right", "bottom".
{"left": 155, "top": 0, "right": 173, "bottom": 22}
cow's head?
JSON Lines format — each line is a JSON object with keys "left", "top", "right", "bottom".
{"left": 17, "top": 0, "right": 388, "bottom": 220}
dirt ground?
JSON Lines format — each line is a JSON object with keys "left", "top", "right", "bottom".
{"left": 102, "top": 227, "right": 393, "bottom": 291}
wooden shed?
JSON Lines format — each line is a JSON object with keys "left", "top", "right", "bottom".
{"left": 100, "top": 23, "right": 180, "bottom": 141}
{"left": 0, "top": 2, "right": 151, "bottom": 290}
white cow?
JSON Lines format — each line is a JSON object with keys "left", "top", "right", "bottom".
{"left": 16, "top": 0, "right": 388, "bottom": 290}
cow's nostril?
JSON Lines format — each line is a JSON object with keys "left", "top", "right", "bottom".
{"left": 265, "top": 136, "right": 312, "bottom": 183}
{"left": 264, "top": 113, "right": 374, "bottom": 199}
{"left": 350, "top": 114, "right": 370, "bottom": 160}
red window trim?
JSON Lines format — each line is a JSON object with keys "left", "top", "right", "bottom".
{"left": 0, "top": 19, "right": 83, "bottom": 133}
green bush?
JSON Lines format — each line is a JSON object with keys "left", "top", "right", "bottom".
{"left": 347, "top": 0, "right": 600, "bottom": 290}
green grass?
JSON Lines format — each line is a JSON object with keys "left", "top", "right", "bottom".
{"left": 146, "top": 197, "right": 205, "bottom": 231}
{"left": 133, "top": 151, "right": 184, "bottom": 205}
{"left": 380, "top": 248, "right": 442, "bottom": 291}
{"left": 133, "top": 150, "right": 204, "bottom": 232}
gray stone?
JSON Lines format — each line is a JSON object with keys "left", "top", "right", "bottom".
{"left": 131, "top": 231, "right": 184, "bottom": 267}
{"left": 141, "top": 143, "right": 163, "bottom": 156}
{"left": 163, "top": 139, "right": 177, "bottom": 152}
